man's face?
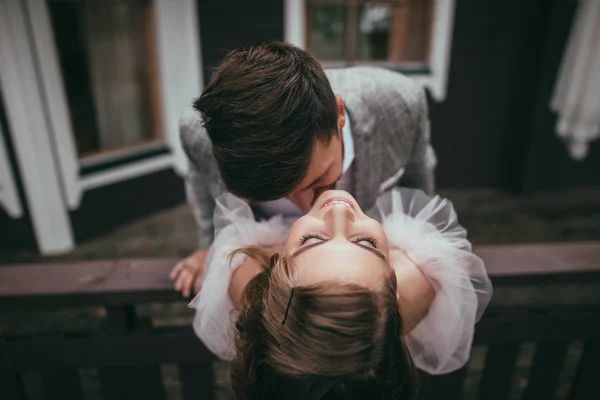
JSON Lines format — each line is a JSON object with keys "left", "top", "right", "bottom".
{"left": 286, "top": 95, "right": 346, "bottom": 211}
{"left": 286, "top": 135, "right": 344, "bottom": 211}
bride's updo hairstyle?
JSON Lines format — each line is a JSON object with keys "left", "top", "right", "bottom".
{"left": 230, "top": 247, "right": 417, "bottom": 400}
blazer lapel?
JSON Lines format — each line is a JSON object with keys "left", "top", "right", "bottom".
{"left": 349, "top": 104, "right": 383, "bottom": 211}
{"left": 327, "top": 67, "right": 382, "bottom": 210}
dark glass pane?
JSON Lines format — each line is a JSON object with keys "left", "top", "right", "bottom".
{"left": 357, "top": 3, "right": 393, "bottom": 61}
{"left": 355, "top": 0, "right": 433, "bottom": 64}
{"left": 48, "top": 0, "right": 162, "bottom": 158}
{"left": 307, "top": 4, "right": 347, "bottom": 61}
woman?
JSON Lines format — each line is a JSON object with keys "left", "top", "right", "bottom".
{"left": 189, "top": 188, "right": 492, "bottom": 399}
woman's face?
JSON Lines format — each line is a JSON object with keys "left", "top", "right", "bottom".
{"left": 283, "top": 190, "right": 391, "bottom": 288}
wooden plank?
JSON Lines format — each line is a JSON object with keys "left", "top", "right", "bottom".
{"left": 474, "top": 242, "right": 600, "bottom": 284}
{"left": 474, "top": 307, "right": 600, "bottom": 345}
{"left": 0, "top": 259, "right": 178, "bottom": 297}
{"left": 0, "top": 242, "right": 598, "bottom": 309}
{"left": 103, "top": 305, "right": 137, "bottom": 334}
{"left": 2, "top": 307, "right": 597, "bottom": 375}
{"left": 477, "top": 342, "right": 520, "bottom": 400}
{"left": 0, "top": 258, "right": 178, "bottom": 297}
{"left": 179, "top": 363, "right": 216, "bottom": 400}
{"left": 39, "top": 368, "right": 85, "bottom": 400}
{"left": 97, "top": 304, "right": 167, "bottom": 400}
{"left": 522, "top": 340, "right": 568, "bottom": 400}
{"left": 422, "top": 0, "right": 435, "bottom": 62}
{"left": 142, "top": 1, "right": 164, "bottom": 141}
{"left": 345, "top": 0, "right": 358, "bottom": 64}
{"left": 0, "top": 258, "right": 181, "bottom": 309}
{"left": 99, "top": 366, "right": 166, "bottom": 400}
{"left": 387, "top": 2, "right": 408, "bottom": 62}
{"left": 305, "top": 0, "right": 313, "bottom": 53}
{"left": 404, "top": 0, "right": 432, "bottom": 61}
{"left": 0, "top": 372, "right": 27, "bottom": 399}
{"left": 569, "top": 339, "right": 600, "bottom": 400}
{"left": 2, "top": 328, "right": 215, "bottom": 373}
{"left": 419, "top": 367, "right": 466, "bottom": 400}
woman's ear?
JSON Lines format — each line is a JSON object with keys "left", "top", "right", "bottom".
{"left": 229, "top": 256, "right": 263, "bottom": 308}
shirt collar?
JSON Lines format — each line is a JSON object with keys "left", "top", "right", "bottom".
{"left": 342, "top": 110, "right": 355, "bottom": 173}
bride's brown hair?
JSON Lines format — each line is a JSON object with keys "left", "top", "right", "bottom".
{"left": 230, "top": 247, "right": 417, "bottom": 400}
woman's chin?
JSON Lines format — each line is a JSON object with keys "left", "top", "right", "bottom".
{"left": 313, "top": 190, "right": 361, "bottom": 212}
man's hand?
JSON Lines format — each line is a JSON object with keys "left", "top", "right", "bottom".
{"left": 169, "top": 249, "right": 208, "bottom": 298}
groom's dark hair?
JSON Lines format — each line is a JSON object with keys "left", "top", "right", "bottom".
{"left": 194, "top": 41, "right": 338, "bottom": 201}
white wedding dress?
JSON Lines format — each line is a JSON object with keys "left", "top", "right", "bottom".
{"left": 189, "top": 188, "right": 493, "bottom": 375}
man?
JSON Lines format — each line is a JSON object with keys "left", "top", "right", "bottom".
{"left": 170, "top": 41, "right": 437, "bottom": 297}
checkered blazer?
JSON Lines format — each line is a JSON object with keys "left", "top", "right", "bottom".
{"left": 180, "top": 67, "right": 437, "bottom": 247}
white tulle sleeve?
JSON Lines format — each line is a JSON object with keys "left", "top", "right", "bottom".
{"left": 368, "top": 188, "right": 493, "bottom": 375}
{"left": 188, "top": 193, "right": 290, "bottom": 361}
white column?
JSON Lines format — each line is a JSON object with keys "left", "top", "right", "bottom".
{"left": 426, "top": 0, "right": 456, "bottom": 102}
{"left": 154, "top": 0, "right": 204, "bottom": 176}
{"left": 26, "top": 0, "right": 83, "bottom": 209}
{"left": 0, "top": 0, "right": 74, "bottom": 254}
{"left": 285, "top": 0, "right": 306, "bottom": 48}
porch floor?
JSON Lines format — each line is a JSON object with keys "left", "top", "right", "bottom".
{"left": 2, "top": 186, "right": 600, "bottom": 265}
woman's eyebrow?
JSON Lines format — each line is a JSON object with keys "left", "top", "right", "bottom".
{"left": 291, "top": 241, "right": 326, "bottom": 257}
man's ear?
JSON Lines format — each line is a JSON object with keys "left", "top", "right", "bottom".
{"left": 335, "top": 94, "right": 345, "bottom": 131}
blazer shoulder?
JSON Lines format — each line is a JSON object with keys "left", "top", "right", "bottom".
{"left": 179, "top": 105, "right": 214, "bottom": 167}
{"left": 331, "top": 67, "right": 426, "bottom": 126}
{"left": 367, "top": 68, "right": 425, "bottom": 114}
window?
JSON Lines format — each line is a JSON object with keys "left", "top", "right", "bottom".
{"left": 285, "top": 0, "right": 455, "bottom": 101}
{"left": 0, "top": 0, "right": 201, "bottom": 253}
{"left": 306, "top": 0, "right": 434, "bottom": 72}
{"left": 47, "top": 0, "right": 163, "bottom": 159}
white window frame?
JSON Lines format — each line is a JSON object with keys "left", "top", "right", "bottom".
{"left": 0, "top": 120, "right": 23, "bottom": 219}
{"left": 284, "top": 0, "right": 456, "bottom": 101}
{"left": 0, "top": 0, "right": 203, "bottom": 254}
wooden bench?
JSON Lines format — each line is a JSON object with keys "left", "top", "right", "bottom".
{"left": 1, "top": 242, "right": 599, "bottom": 400}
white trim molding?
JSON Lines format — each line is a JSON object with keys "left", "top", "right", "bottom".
{"left": 80, "top": 154, "right": 175, "bottom": 192}
{"left": 284, "top": 0, "right": 456, "bottom": 102}
{"left": 0, "top": 122, "right": 23, "bottom": 218}
{"left": 154, "top": 0, "right": 204, "bottom": 176}
{"left": 421, "top": 0, "right": 455, "bottom": 101}
{"left": 0, "top": 0, "right": 74, "bottom": 254}
{"left": 285, "top": 0, "right": 307, "bottom": 49}
{"left": 26, "top": 0, "right": 83, "bottom": 209}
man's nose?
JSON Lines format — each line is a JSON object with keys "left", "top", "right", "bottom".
{"left": 294, "top": 191, "right": 313, "bottom": 211}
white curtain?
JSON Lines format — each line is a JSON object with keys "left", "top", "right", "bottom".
{"left": 550, "top": 0, "right": 600, "bottom": 160}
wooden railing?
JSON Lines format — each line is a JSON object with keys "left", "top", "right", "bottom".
{"left": 1, "top": 242, "right": 599, "bottom": 400}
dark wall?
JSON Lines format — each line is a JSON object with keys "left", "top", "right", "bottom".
{"left": 428, "top": 0, "right": 599, "bottom": 190}
{"left": 69, "top": 169, "right": 184, "bottom": 241}
{"left": 429, "top": 0, "right": 554, "bottom": 189}
{"left": 521, "top": 0, "right": 600, "bottom": 191}
{"left": 197, "top": 0, "right": 284, "bottom": 85}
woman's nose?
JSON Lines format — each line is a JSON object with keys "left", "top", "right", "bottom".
{"left": 323, "top": 204, "right": 355, "bottom": 236}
